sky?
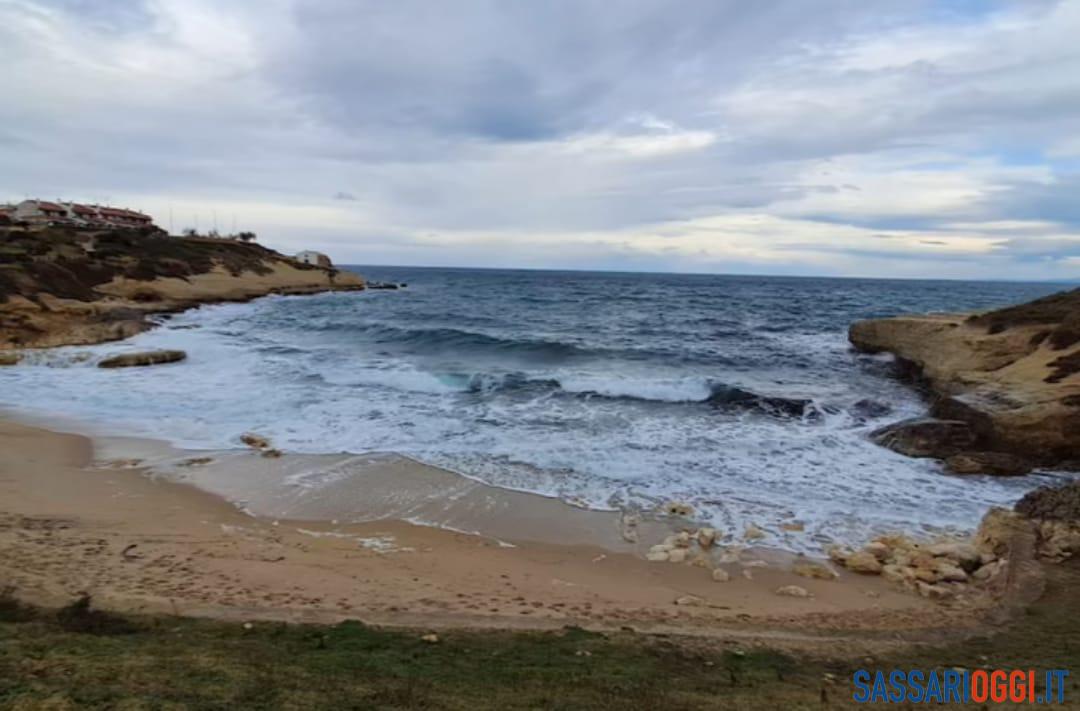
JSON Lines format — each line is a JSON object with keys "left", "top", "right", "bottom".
{"left": 2, "top": 0, "right": 1079, "bottom": 280}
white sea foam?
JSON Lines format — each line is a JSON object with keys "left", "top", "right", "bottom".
{"left": 0, "top": 280, "right": 1062, "bottom": 554}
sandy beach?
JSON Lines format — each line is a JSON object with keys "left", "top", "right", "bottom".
{"left": 0, "top": 415, "right": 998, "bottom": 654}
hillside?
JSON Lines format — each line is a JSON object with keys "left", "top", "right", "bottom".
{"left": 849, "top": 288, "right": 1080, "bottom": 466}
{"left": 0, "top": 228, "right": 364, "bottom": 349}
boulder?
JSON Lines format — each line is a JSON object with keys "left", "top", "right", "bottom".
{"left": 1015, "top": 480, "right": 1080, "bottom": 521}
{"left": 645, "top": 550, "right": 670, "bottom": 562}
{"left": 98, "top": 349, "right": 187, "bottom": 368}
{"left": 852, "top": 399, "right": 893, "bottom": 420}
{"left": 927, "top": 542, "right": 981, "bottom": 571}
{"left": 945, "top": 452, "right": 1033, "bottom": 477}
{"left": 870, "top": 418, "right": 977, "bottom": 459}
{"left": 844, "top": 551, "right": 884, "bottom": 574}
{"left": 0, "top": 352, "right": 20, "bottom": 366}
{"left": 696, "top": 527, "right": 717, "bottom": 548}
{"left": 863, "top": 541, "right": 891, "bottom": 561}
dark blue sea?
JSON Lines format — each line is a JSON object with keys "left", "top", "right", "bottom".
{"left": 0, "top": 268, "right": 1067, "bottom": 549}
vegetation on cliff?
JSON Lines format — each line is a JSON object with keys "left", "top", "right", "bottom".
{"left": 0, "top": 227, "right": 363, "bottom": 349}
{"left": 0, "top": 227, "right": 323, "bottom": 303}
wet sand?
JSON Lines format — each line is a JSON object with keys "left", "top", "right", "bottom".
{"left": 0, "top": 417, "right": 986, "bottom": 649}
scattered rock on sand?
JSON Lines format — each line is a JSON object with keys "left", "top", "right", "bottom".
{"left": 945, "top": 452, "right": 1033, "bottom": 476}
{"left": 775, "top": 585, "right": 812, "bottom": 598}
{"left": 711, "top": 568, "right": 730, "bottom": 582}
{"left": 261, "top": 448, "right": 283, "bottom": 458}
{"left": 674, "top": 595, "right": 703, "bottom": 606}
{"left": 870, "top": 418, "right": 977, "bottom": 458}
{"left": 696, "top": 527, "right": 717, "bottom": 548}
{"left": 98, "top": 349, "right": 187, "bottom": 368}
{"left": 792, "top": 561, "right": 839, "bottom": 580}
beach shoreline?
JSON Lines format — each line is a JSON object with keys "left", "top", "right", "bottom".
{"left": 0, "top": 415, "right": 994, "bottom": 651}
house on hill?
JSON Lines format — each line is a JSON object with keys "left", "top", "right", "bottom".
{"left": 295, "top": 250, "right": 332, "bottom": 268}
{"left": 11, "top": 199, "right": 155, "bottom": 229}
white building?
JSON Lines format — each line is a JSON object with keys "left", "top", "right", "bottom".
{"left": 295, "top": 250, "right": 332, "bottom": 267}
{"left": 11, "top": 199, "right": 154, "bottom": 229}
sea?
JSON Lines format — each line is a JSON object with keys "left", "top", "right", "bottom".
{"left": 1, "top": 268, "right": 1069, "bottom": 551}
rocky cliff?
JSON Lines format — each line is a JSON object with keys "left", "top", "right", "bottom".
{"left": 849, "top": 288, "right": 1080, "bottom": 467}
{"left": 0, "top": 228, "right": 364, "bottom": 349}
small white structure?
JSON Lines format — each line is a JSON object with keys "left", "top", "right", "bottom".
{"left": 295, "top": 250, "right": 332, "bottom": 267}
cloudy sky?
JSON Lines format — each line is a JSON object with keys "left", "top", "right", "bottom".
{"left": 2, "top": 0, "right": 1079, "bottom": 279}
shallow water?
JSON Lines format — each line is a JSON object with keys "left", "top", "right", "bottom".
{"left": 1, "top": 268, "right": 1069, "bottom": 552}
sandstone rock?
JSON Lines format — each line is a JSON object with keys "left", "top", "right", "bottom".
{"left": 870, "top": 418, "right": 977, "bottom": 459}
{"left": 690, "top": 554, "right": 711, "bottom": 568}
{"left": 240, "top": 433, "right": 271, "bottom": 450}
{"left": 915, "top": 581, "right": 954, "bottom": 600}
{"left": 667, "top": 548, "right": 689, "bottom": 564}
{"left": 945, "top": 452, "right": 1033, "bottom": 477}
{"left": 98, "top": 349, "right": 187, "bottom": 368}
{"left": 775, "top": 585, "right": 812, "bottom": 598}
{"left": 933, "top": 560, "right": 969, "bottom": 583}
{"left": 825, "top": 544, "right": 853, "bottom": 564}
{"left": 671, "top": 531, "right": 693, "bottom": 548}
{"left": 645, "top": 550, "right": 670, "bottom": 562}
{"left": 711, "top": 568, "right": 731, "bottom": 583}
{"left": 863, "top": 541, "right": 891, "bottom": 561}
{"left": 844, "top": 551, "right": 884, "bottom": 574}
{"left": 927, "top": 541, "right": 980, "bottom": 566}
{"left": 740, "top": 560, "right": 767, "bottom": 568}
{"left": 261, "top": 448, "right": 283, "bottom": 458}
{"left": 780, "top": 521, "right": 805, "bottom": 532}
{"left": 663, "top": 501, "right": 694, "bottom": 517}
{"left": 0, "top": 352, "right": 20, "bottom": 366}
{"left": 849, "top": 292, "right": 1080, "bottom": 466}
{"left": 696, "top": 527, "right": 717, "bottom": 548}
{"left": 1015, "top": 480, "right": 1080, "bottom": 521}
{"left": 972, "top": 559, "right": 1006, "bottom": 583}
{"left": 881, "top": 564, "right": 913, "bottom": 584}
{"left": 792, "top": 561, "right": 839, "bottom": 580}
{"left": 744, "top": 523, "right": 765, "bottom": 541}
{"left": 975, "top": 507, "right": 1036, "bottom": 558}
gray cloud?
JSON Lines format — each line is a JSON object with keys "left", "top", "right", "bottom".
{"left": 0, "top": 0, "right": 1078, "bottom": 279}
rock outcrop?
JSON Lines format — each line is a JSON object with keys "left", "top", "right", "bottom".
{"left": 870, "top": 418, "right": 976, "bottom": 458}
{"left": 0, "top": 228, "right": 365, "bottom": 350}
{"left": 98, "top": 350, "right": 187, "bottom": 368}
{"left": 849, "top": 288, "right": 1080, "bottom": 467}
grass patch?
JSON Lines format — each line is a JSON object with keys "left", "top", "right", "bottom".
{"left": 2, "top": 562, "right": 1079, "bottom": 709}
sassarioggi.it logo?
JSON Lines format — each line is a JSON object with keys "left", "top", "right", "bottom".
{"left": 853, "top": 669, "right": 1069, "bottom": 704}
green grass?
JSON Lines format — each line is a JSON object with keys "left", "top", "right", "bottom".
{"left": 2, "top": 562, "right": 1078, "bottom": 710}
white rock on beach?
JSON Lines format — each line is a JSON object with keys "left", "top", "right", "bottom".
{"left": 744, "top": 523, "right": 766, "bottom": 541}
{"left": 775, "top": 585, "right": 812, "bottom": 598}
{"left": 792, "top": 561, "right": 839, "bottom": 580}
{"left": 667, "top": 548, "right": 689, "bottom": 564}
{"left": 711, "top": 568, "right": 731, "bottom": 582}
{"left": 696, "top": 527, "right": 717, "bottom": 548}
